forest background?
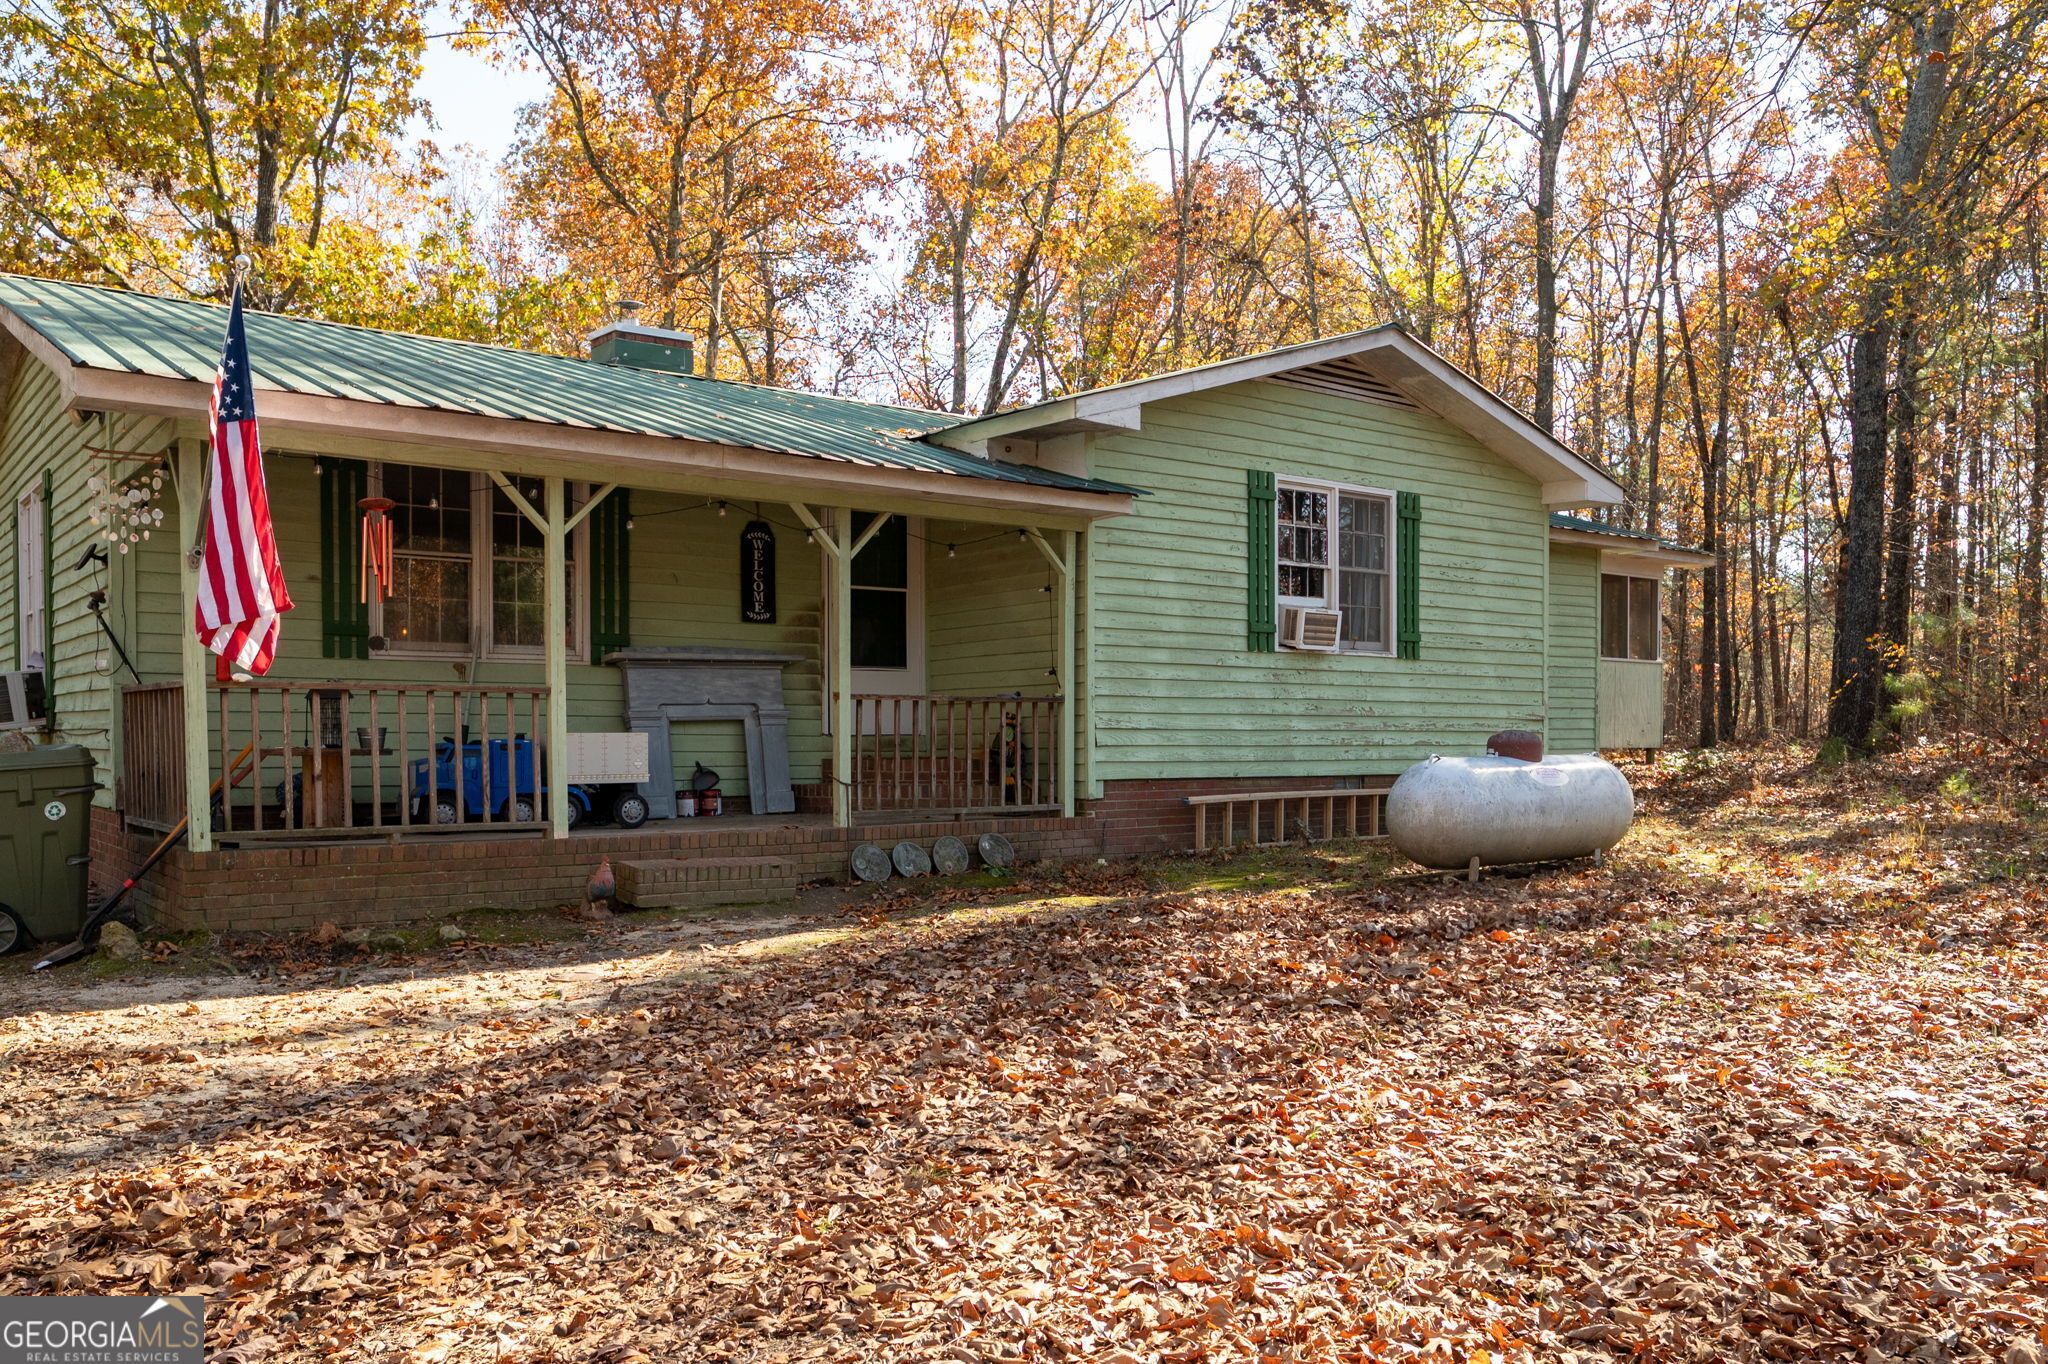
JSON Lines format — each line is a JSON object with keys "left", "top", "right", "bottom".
{"left": 4, "top": 0, "right": 2046, "bottom": 753}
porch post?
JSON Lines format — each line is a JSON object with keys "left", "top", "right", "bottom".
{"left": 831, "top": 507, "right": 854, "bottom": 829}
{"left": 1059, "top": 528, "right": 1077, "bottom": 818}
{"left": 544, "top": 476, "right": 570, "bottom": 837}
{"left": 1025, "top": 528, "right": 1078, "bottom": 818}
{"left": 176, "top": 436, "right": 213, "bottom": 853}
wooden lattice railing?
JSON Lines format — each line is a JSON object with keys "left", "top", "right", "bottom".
{"left": 120, "top": 682, "right": 186, "bottom": 831}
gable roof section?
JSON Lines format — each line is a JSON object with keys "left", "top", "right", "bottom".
{"left": 935, "top": 326, "right": 1625, "bottom": 508}
{"left": 0, "top": 274, "right": 1139, "bottom": 498}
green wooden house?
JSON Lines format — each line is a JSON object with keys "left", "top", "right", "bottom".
{"left": 0, "top": 275, "right": 1705, "bottom": 929}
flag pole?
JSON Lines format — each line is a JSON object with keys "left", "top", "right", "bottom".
{"left": 178, "top": 433, "right": 214, "bottom": 854}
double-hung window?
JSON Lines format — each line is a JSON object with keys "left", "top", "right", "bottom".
{"left": 1600, "top": 573, "right": 1660, "bottom": 660}
{"left": 370, "top": 462, "right": 585, "bottom": 659}
{"left": 1277, "top": 478, "right": 1395, "bottom": 653}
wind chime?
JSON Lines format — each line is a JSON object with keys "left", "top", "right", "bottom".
{"left": 358, "top": 495, "right": 396, "bottom": 602}
{"left": 84, "top": 453, "right": 167, "bottom": 553}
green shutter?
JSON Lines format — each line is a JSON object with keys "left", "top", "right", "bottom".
{"left": 591, "top": 489, "right": 632, "bottom": 657}
{"left": 39, "top": 469, "right": 52, "bottom": 725}
{"left": 1397, "top": 489, "right": 1421, "bottom": 660}
{"left": 319, "top": 458, "right": 369, "bottom": 659}
{"left": 1247, "top": 469, "right": 1276, "bottom": 652}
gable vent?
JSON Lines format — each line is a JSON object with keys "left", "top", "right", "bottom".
{"left": 1266, "top": 356, "right": 1421, "bottom": 411}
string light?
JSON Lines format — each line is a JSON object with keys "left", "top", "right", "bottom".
{"left": 716, "top": 501, "right": 727, "bottom": 517}
{"left": 625, "top": 517, "right": 635, "bottom": 531}
{"left": 947, "top": 543, "right": 957, "bottom": 558}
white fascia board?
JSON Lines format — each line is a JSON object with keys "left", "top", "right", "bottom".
{"left": 1601, "top": 545, "right": 1716, "bottom": 572}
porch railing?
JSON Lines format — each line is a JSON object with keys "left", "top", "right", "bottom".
{"left": 120, "top": 683, "right": 187, "bottom": 831}
{"left": 121, "top": 679, "right": 554, "bottom": 842}
{"left": 851, "top": 693, "right": 1061, "bottom": 815}
{"left": 210, "top": 681, "right": 551, "bottom": 840}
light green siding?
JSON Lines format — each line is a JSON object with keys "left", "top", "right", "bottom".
{"left": 0, "top": 359, "right": 175, "bottom": 803}
{"left": 924, "top": 521, "right": 1061, "bottom": 700}
{"left": 1084, "top": 381, "right": 1549, "bottom": 781}
{"left": 1545, "top": 544, "right": 1600, "bottom": 752}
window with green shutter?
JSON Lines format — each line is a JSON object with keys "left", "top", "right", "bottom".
{"left": 318, "top": 457, "right": 370, "bottom": 659}
{"left": 1396, "top": 490, "right": 1420, "bottom": 659}
{"left": 1246, "top": 469, "right": 1276, "bottom": 652}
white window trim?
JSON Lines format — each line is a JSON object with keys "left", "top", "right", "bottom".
{"left": 366, "top": 464, "right": 591, "bottom": 664}
{"left": 821, "top": 513, "right": 928, "bottom": 737}
{"left": 1600, "top": 572, "right": 1662, "bottom": 663}
{"left": 1276, "top": 476, "right": 1397, "bottom": 656}
{"left": 16, "top": 481, "right": 46, "bottom": 672}
{"left": 834, "top": 512, "right": 926, "bottom": 696}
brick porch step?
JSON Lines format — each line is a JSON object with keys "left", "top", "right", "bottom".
{"left": 615, "top": 855, "right": 800, "bottom": 910}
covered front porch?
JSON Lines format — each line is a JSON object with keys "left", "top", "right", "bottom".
{"left": 121, "top": 445, "right": 1099, "bottom": 850}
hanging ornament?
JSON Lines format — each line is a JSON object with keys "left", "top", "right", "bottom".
{"left": 85, "top": 455, "right": 169, "bottom": 546}
{"left": 358, "top": 496, "right": 396, "bottom": 602}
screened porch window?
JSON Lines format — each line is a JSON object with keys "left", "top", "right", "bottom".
{"left": 1601, "top": 573, "right": 1660, "bottom": 661}
{"left": 1277, "top": 479, "right": 1394, "bottom": 653}
{"left": 849, "top": 512, "right": 909, "bottom": 670}
{"left": 370, "top": 464, "right": 584, "bottom": 659}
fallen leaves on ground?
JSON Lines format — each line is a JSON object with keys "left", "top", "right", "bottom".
{"left": 3, "top": 743, "right": 2047, "bottom": 1363}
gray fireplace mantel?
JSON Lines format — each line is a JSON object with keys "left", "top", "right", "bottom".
{"left": 605, "top": 648, "right": 804, "bottom": 818}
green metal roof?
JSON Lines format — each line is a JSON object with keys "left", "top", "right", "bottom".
{"left": 0, "top": 274, "right": 1141, "bottom": 496}
{"left": 1549, "top": 512, "right": 1706, "bottom": 556}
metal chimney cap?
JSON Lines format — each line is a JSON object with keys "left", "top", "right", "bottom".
{"left": 614, "top": 298, "right": 644, "bottom": 320}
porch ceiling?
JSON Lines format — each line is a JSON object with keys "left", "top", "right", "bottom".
{"left": 0, "top": 274, "right": 1143, "bottom": 519}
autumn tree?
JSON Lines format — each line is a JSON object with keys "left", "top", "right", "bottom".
{"left": 1807, "top": 0, "right": 2048, "bottom": 750}
{"left": 478, "top": 0, "right": 887, "bottom": 381}
{"left": 0, "top": 0, "right": 427, "bottom": 305}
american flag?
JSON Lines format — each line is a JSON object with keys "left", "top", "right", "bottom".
{"left": 194, "top": 282, "right": 293, "bottom": 681}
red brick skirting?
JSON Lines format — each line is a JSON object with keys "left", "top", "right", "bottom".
{"left": 91, "top": 807, "right": 1104, "bottom": 934}
{"left": 90, "top": 773, "right": 1392, "bottom": 933}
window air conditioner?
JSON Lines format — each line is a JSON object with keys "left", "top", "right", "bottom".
{"left": 0, "top": 670, "right": 46, "bottom": 730}
{"left": 1280, "top": 607, "right": 1341, "bottom": 653}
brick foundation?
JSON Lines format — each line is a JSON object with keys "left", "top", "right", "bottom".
{"left": 100, "top": 808, "right": 1105, "bottom": 935}
{"left": 90, "top": 771, "right": 1396, "bottom": 934}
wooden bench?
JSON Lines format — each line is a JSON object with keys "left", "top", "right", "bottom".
{"left": 1184, "top": 785, "right": 1392, "bottom": 852}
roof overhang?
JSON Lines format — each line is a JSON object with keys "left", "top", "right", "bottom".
{"left": 7, "top": 322, "right": 1134, "bottom": 529}
{"left": 1549, "top": 524, "right": 1715, "bottom": 569}
{"left": 932, "top": 327, "right": 1626, "bottom": 509}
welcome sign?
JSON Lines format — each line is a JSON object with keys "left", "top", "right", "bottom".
{"left": 740, "top": 520, "right": 775, "bottom": 624}
{"left": 1, "top": 1297, "right": 204, "bottom": 1363}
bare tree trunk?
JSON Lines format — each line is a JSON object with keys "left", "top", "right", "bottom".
{"left": 2023, "top": 199, "right": 2048, "bottom": 670}
{"left": 1827, "top": 6, "right": 1957, "bottom": 752}
{"left": 1881, "top": 323, "right": 1923, "bottom": 650}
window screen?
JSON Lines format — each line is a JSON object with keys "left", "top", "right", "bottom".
{"left": 1601, "top": 573, "right": 1659, "bottom": 660}
{"left": 850, "top": 513, "right": 909, "bottom": 670}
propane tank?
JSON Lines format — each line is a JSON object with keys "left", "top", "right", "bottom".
{"left": 1384, "top": 752, "right": 1634, "bottom": 870}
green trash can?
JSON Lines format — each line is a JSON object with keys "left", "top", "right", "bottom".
{"left": 0, "top": 744, "right": 97, "bottom": 952}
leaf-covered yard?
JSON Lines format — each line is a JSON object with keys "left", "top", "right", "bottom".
{"left": 4, "top": 748, "right": 2047, "bottom": 1363}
